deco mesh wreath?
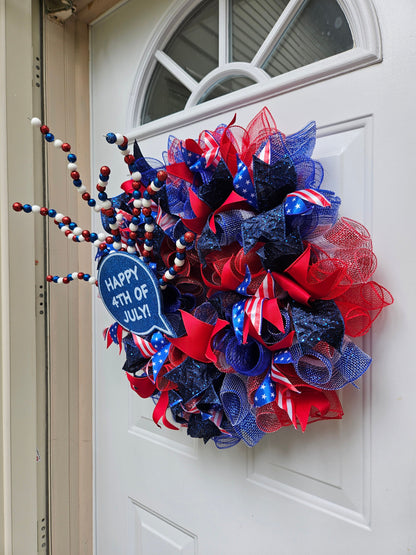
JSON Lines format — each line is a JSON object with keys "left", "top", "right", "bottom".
{"left": 14, "top": 108, "right": 393, "bottom": 448}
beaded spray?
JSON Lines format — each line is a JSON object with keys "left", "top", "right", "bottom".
{"left": 12, "top": 117, "right": 195, "bottom": 287}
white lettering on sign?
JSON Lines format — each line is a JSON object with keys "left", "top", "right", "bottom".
{"left": 122, "top": 305, "right": 151, "bottom": 324}
{"left": 104, "top": 266, "right": 140, "bottom": 292}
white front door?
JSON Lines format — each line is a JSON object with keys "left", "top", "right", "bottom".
{"left": 90, "top": 1, "right": 416, "bottom": 553}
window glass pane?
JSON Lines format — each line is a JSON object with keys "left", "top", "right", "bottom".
{"left": 231, "top": 0, "right": 290, "bottom": 63}
{"left": 198, "top": 75, "right": 256, "bottom": 103}
{"left": 141, "top": 62, "right": 190, "bottom": 124}
{"left": 263, "top": 0, "right": 353, "bottom": 77}
{"left": 164, "top": 0, "right": 219, "bottom": 83}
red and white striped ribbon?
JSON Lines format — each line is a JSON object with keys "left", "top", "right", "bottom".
{"left": 271, "top": 363, "right": 300, "bottom": 393}
{"left": 277, "top": 388, "right": 297, "bottom": 429}
{"left": 286, "top": 188, "right": 331, "bottom": 207}
{"left": 255, "top": 271, "right": 275, "bottom": 299}
{"left": 244, "top": 296, "right": 264, "bottom": 335}
{"left": 201, "top": 131, "right": 221, "bottom": 168}
{"left": 132, "top": 334, "right": 158, "bottom": 358}
{"left": 257, "top": 139, "right": 271, "bottom": 164}
{"left": 156, "top": 205, "right": 177, "bottom": 231}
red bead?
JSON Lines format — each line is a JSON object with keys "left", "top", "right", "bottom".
{"left": 105, "top": 236, "right": 114, "bottom": 244}
{"left": 173, "top": 265, "right": 182, "bottom": 273}
{"left": 120, "top": 247, "right": 126, "bottom": 252}
{"left": 12, "top": 202, "right": 23, "bottom": 212}
{"left": 46, "top": 275, "right": 53, "bottom": 282}
{"left": 129, "top": 232, "right": 138, "bottom": 240}
{"left": 184, "top": 232, "right": 195, "bottom": 243}
{"left": 102, "top": 208, "right": 114, "bottom": 217}
{"left": 63, "top": 277, "right": 69, "bottom": 283}
{"left": 40, "top": 125, "right": 49, "bottom": 135}
{"left": 132, "top": 181, "right": 141, "bottom": 190}
{"left": 142, "top": 207, "right": 151, "bottom": 217}
{"left": 95, "top": 280, "right": 98, "bottom": 287}
{"left": 176, "top": 246, "right": 186, "bottom": 253}
{"left": 62, "top": 216, "right": 71, "bottom": 225}
{"left": 157, "top": 170, "right": 167, "bottom": 182}
{"left": 70, "top": 171, "right": 80, "bottom": 180}
{"left": 124, "top": 155, "right": 135, "bottom": 165}
{"left": 61, "top": 143, "right": 71, "bottom": 152}
{"left": 100, "top": 166, "right": 111, "bottom": 176}
{"left": 146, "top": 185, "right": 155, "bottom": 196}
{"left": 65, "top": 230, "right": 72, "bottom": 237}
{"left": 77, "top": 272, "right": 84, "bottom": 279}
{"left": 72, "top": 236, "right": 78, "bottom": 242}
{"left": 82, "top": 192, "right": 90, "bottom": 201}
{"left": 121, "top": 136, "right": 128, "bottom": 147}
{"left": 144, "top": 232, "right": 153, "bottom": 240}
{"left": 40, "top": 207, "right": 49, "bottom": 216}
{"left": 81, "top": 230, "right": 90, "bottom": 238}
{"left": 162, "top": 274, "right": 169, "bottom": 282}
{"left": 99, "top": 242, "right": 107, "bottom": 251}
{"left": 111, "top": 229, "right": 119, "bottom": 236}
{"left": 132, "top": 208, "right": 140, "bottom": 216}
{"left": 96, "top": 184, "right": 106, "bottom": 193}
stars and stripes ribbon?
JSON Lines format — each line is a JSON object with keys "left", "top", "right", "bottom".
{"left": 285, "top": 189, "right": 331, "bottom": 215}
{"left": 253, "top": 371, "right": 276, "bottom": 407}
{"left": 271, "top": 350, "right": 300, "bottom": 393}
{"left": 233, "top": 156, "right": 257, "bottom": 208}
{"left": 155, "top": 204, "right": 177, "bottom": 232}
{"left": 201, "top": 131, "right": 221, "bottom": 168}
{"left": 257, "top": 138, "right": 271, "bottom": 163}
{"left": 132, "top": 334, "right": 158, "bottom": 358}
{"left": 276, "top": 388, "right": 297, "bottom": 428}
{"left": 150, "top": 332, "right": 171, "bottom": 383}
{"left": 103, "top": 322, "right": 124, "bottom": 353}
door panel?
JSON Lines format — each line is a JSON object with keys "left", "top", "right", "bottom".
{"left": 91, "top": 1, "right": 416, "bottom": 553}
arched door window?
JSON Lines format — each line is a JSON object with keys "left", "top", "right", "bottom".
{"left": 129, "top": 0, "right": 381, "bottom": 132}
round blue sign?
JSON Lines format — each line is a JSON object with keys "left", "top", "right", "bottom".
{"left": 97, "top": 252, "right": 175, "bottom": 337}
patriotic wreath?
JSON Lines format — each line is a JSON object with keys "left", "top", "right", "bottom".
{"left": 15, "top": 108, "right": 393, "bottom": 448}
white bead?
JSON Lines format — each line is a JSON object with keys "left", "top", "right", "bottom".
{"left": 55, "top": 213, "right": 64, "bottom": 222}
{"left": 67, "top": 163, "right": 77, "bottom": 171}
{"left": 174, "top": 257, "right": 185, "bottom": 267}
{"left": 129, "top": 224, "right": 138, "bottom": 232}
{"left": 116, "top": 213, "right": 123, "bottom": 222}
{"left": 78, "top": 235, "right": 85, "bottom": 242}
{"left": 149, "top": 182, "right": 159, "bottom": 192}
{"left": 141, "top": 198, "right": 151, "bottom": 208}
{"left": 71, "top": 272, "right": 78, "bottom": 280}
{"left": 131, "top": 171, "right": 142, "bottom": 182}
{"left": 98, "top": 233, "right": 106, "bottom": 241}
{"left": 144, "top": 223, "right": 155, "bottom": 232}
{"left": 143, "top": 244, "right": 153, "bottom": 251}
{"left": 127, "top": 246, "right": 136, "bottom": 254}
{"left": 113, "top": 242, "right": 122, "bottom": 250}
{"left": 67, "top": 233, "right": 74, "bottom": 240}
{"left": 115, "top": 133, "right": 124, "bottom": 145}
{"left": 121, "top": 147, "right": 130, "bottom": 156}
{"left": 53, "top": 139, "right": 63, "bottom": 148}
{"left": 93, "top": 240, "right": 101, "bottom": 247}
{"left": 78, "top": 185, "right": 87, "bottom": 194}
{"left": 57, "top": 277, "right": 64, "bottom": 284}
{"left": 73, "top": 226, "right": 82, "bottom": 235}
{"left": 101, "top": 200, "right": 112, "bottom": 209}
{"left": 93, "top": 205, "right": 101, "bottom": 212}
{"left": 88, "top": 276, "right": 96, "bottom": 284}
{"left": 32, "top": 205, "right": 40, "bottom": 213}
{"left": 164, "top": 271, "right": 175, "bottom": 280}
{"left": 109, "top": 223, "right": 119, "bottom": 230}
{"left": 98, "top": 179, "right": 108, "bottom": 187}
{"left": 31, "top": 117, "right": 42, "bottom": 127}
{"left": 176, "top": 239, "right": 185, "bottom": 249}
{"left": 159, "top": 283, "right": 167, "bottom": 290}
{"left": 133, "top": 199, "right": 142, "bottom": 208}
{"left": 61, "top": 225, "right": 69, "bottom": 232}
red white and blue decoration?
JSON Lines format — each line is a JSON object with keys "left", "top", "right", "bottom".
{"left": 13, "top": 108, "right": 393, "bottom": 448}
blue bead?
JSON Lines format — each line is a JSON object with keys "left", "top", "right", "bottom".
{"left": 98, "top": 192, "right": 108, "bottom": 201}
{"left": 23, "top": 204, "right": 32, "bottom": 213}
{"left": 176, "top": 251, "right": 186, "bottom": 260}
{"left": 108, "top": 216, "right": 116, "bottom": 224}
{"left": 45, "top": 133, "right": 54, "bottom": 142}
{"left": 48, "top": 209, "right": 56, "bottom": 218}
{"left": 143, "top": 190, "right": 151, "bottom": 200}
{"left": 52, "top": 276, "right": 59, "bottom": 283}
{"left": 114, "top": 235, "right": 121, "bottom": 242}
{"left": 88, "top": 199, "right": 96, "bottom": 207}
{"left": 69, "top": 222, "right": 76, "bottom": 230}
{"left": 179, "top": 236, "right": 187, "bottom": 246}
{"left": 127, "top": 239, "right": 135, "bottom": 246}
{"left": 168, "top": 267, "right": 176, "bottom": 276}
{"left": 83, "top": 274, "right": 90, "bottom": 281}
{"left": 133, "top": 190, "right": 141, "bottom": 199}
{"left": 144, "top": 239, "right": 153, "bottom": 247}
{"left": 90, "top": 233, "right": 98, "bottom": 242}
{"left": 73, "top": 179, "right": 82, "bottom": 187}
{"left": 118, "top": 144, "right": 127, "bottom": 151}
{"left": 153, "top": 178, "right": 159, "bottom": 187}
{"left": 145, "top": 216, "right": 153, "bottom": 224}
{"left": 67, "top": 274, "right": 73, "bottom": 280}
{"left": 58, "top": 222, "right": 64, "bottom": 229}
{"left": 99, "top": 173, "right": 109, "bottom": 182}
{"left": 159, "top": 278, "right": 165, "bottom": 286}
{"left": 67, "top": 153, "right": 77, "bottom": 163}
{"left": 131, "top": 216, "right": 139, "bottom": 225}
{"left": 106, "top": 133, "right": 116, "bottom": 144}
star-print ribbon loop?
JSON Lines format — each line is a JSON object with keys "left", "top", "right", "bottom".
{"left": 103, "top": 322, "right": 124, "bottom": 353}
{"left": 253, "top": 371, "right": 276, "bottom": 407}
{"left": 150, "top": 332, "right": 171, "bottom": 383}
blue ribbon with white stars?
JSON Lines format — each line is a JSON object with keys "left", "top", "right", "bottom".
{"left": 253, "top": 371, "right": 276, "bottom": 407}
{"left": 150, "top": 332, "right": 171, "bottom": 382}
{"left": 233, "top": 156, "right": 257, "bottom": 208}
